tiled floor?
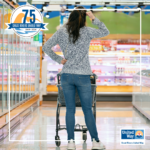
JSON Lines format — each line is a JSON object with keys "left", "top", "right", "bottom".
{"left": 0, "top": 101, "right": 150, "bottom": 150}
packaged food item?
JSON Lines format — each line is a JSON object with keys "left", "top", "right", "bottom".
{"left": 96, "top": 79, "right": 101, "bottom": 83}
{"left": 98, "top": 58, "right": 102, "bottom": 64}
{"left": 108, "top": 79, "right": 111, "bottom": 82}
{"left": 121, "top": 78, "right": 125, "bottom": 83}
{"left": 115, "top": 78, "right": 118, "bottom": 83}
{"left": 104, "top": 79, "right": 108, "bottom": 82}
{"left": 126, "top": 78, "right": 133, "bottom": 84}
{"left": 116, "top": 67, "right": 118, "bottom": 75}
{"left": 55, "top": 76, "right": 57, "bottom": 83}
{"left": 119, "top": 78, "right": 122, "bottom": 83}
{"left": 120, "top": 68, "right": 122, "bottom": 74}
{"left": 111, "top": 47, "right": 115, "bottom": 51}
{"left": 118, "top": 67, "right": 120, "bottom": 75}
{"left": 118, "top": 57, "right": 120, "bottom": 64}
{"left": 103, "top": 46, "right": 108, "bottom": 52}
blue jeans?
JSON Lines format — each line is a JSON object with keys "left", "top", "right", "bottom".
{"left": 61, "top": 73, "right": 99, "bottom": 142}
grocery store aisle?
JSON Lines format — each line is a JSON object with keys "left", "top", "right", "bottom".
{"left": 0, "top": 101, "right": 150, "bottom": 150}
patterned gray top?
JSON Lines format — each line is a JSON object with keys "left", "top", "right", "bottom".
{"left": 42, "top": 17, "right": 109, "bottom": 75}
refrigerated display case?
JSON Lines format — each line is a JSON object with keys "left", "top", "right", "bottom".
{"left": 0, "top": 2, "right": 40, "bottom": 116}
{"left": 133, "top": 70, "right": 150, "bottom": 120}
{"left": 45, "top": 39, "right": 150, "bottom": 94}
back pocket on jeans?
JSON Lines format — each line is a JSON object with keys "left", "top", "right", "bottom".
{"left": 61, "top": 74, "right": 69, "bottom": 85}
{"left": 78, "top": 75, "right": 90, "bottom": 86}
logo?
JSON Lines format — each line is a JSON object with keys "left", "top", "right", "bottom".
{"left": 135, "top": 130, "right": 144, "bottom": 139}
{"left": 120, "top": 129, "right": 145, "bottom": 145}
{"left": 6, "top": 5, "right": 47, "bottom": 37}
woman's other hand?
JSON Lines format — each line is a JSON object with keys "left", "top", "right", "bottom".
{"left": 61, "top": 59, "right": 67, "bottom": 65}
{"left": 86, "top": 11, "right": 95, "bottom": 20}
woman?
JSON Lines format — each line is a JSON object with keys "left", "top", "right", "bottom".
{"left": 42, "top": 6, "right": 109, "bottom": 150}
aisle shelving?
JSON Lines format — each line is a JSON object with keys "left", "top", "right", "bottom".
{"left": 0, "top": 3, "right": 40, "bottom": 116}
{"left": 45, "top": 39, "right": 150, "bottom": 93}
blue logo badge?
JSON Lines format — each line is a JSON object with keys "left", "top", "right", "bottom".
{"left": 121, "top": 129, "right": 145, "bottom": 145}
{"left": 6, "top": 5, "right": 48, "bottom": 37}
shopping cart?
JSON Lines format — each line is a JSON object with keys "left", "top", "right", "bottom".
{"left": 55, "top": 73, "right": 97, "bottom": 147}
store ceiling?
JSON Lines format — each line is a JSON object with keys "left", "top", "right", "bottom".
{"left": 31, "top": 0, "right": 150, "bottom": 5}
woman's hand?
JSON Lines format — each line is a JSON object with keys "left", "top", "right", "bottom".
{"left": 61, "top": 59, "right": 67, "bottom": 65}
{"left": 86, "top": 11, "right": 95, "bottom": 20}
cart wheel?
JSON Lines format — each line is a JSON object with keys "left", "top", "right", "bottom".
{"left": 83, "top": 132, "right": 87, "bottom": 142}
{"left": 55, "top": 136, "right": 61, "bottom": 147}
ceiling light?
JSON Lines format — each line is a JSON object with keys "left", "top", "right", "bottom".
{"left": 103, "top": 4, "right": 107, "bottom": 10}
{"left": 42, "top": 2, "right": 49, "bottom": 11}
{"left": 46, "top": 12, "right": 49, "bottom": 18}
{"left": 43, "top": 6, "right": 47, "bottom": 10}
{"left": 90, "top": 6, "right": 93, "bottom": 12}
{"left": 114, "top": 5, "right": 117, "bottom": 12}
{"left": 74, "top": 5, "right": 77, "bottom": 9}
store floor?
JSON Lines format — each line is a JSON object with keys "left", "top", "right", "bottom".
{"left": 0, "top": 101, "right": 150, "bottom": 150}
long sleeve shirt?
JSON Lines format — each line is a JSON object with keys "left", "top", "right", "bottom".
{"left": 42, "top": 17, "right": 110, "bottom": 75}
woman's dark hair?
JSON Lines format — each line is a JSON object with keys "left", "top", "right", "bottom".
{"left": 66, "top": 6, "right": 86, "bottom": 44}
